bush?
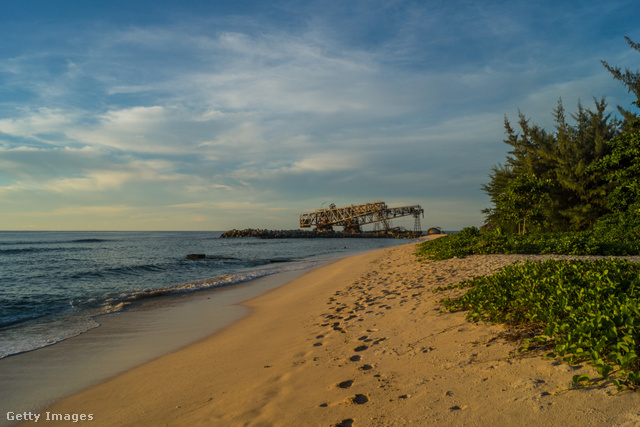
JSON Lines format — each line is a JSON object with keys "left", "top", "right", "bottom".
{"left": 415, "top": 229, "right": 640, "bottom": 260}
{"left": 438, "top": 259, "right": 640, "bottom": 389}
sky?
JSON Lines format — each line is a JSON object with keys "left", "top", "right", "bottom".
{"left": 1, "top": 0, "right": 639, "bottom": 231}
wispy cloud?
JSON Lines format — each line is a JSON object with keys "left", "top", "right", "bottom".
{"left": 25, "top": 204, "right": 134, "bottom": 217}
{"left": 1, "top": 0, "right": 639, "bottom": 229}
{"left": 0, "top": 108, "right": 78, "bottom": 143}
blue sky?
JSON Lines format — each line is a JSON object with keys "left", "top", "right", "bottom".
{"left": 1, "top": 0, "right": 639, "bottom": 230}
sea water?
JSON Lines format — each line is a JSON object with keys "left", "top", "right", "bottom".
{"left": 0, "top": 231, "right": 411, "bottom": 359}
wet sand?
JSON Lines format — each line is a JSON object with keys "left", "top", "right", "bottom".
{"left": 2, "top": 267, "right": 314, "bottom": 426}
{"left": 17, "top": 240, "right": 640, "bottom": 426}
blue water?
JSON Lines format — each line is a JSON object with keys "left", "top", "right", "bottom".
{"left": 0, "top": 231, "right": 411, "bottom": 359}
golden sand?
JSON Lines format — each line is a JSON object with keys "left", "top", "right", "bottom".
{"left": 23, "top": 240, "right": 640, "bottom": 426}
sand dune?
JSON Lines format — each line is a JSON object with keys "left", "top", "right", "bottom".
{"left": 22, "top": 240, "right": 640, "bottom": 426}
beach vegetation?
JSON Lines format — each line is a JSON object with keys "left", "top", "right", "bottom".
{"left": 482, "top": 37, "right": 639, "bottom": 235}
{"left": 419, "top": 37, "right": 640, "bottom": 390}
{"left": 482, "top": 97, "right": 620, "bottom": 233}
{"left": 493, "top": 173, "right": 552, "bottom": 235}
{"left": 418, "top": 39, "right": 640, "bottom": 260}
{"left": 415, "top": 227, "right": 640, "bottom": 261}
{"left": 600, "top": 36, "right": 640, "bottom": 129}
{"left": 435, "top": 259, "right": 640, "bottom": 389}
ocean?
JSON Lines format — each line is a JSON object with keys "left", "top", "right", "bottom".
{"left": 0, "top": 231, "right": 412, "bottom": 360}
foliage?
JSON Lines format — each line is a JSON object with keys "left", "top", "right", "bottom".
{"left": 484, "top": 37, "right": 640, "bottom": 232}
{"left": 415, "top": 229, "right": 640, "bottom": 261}
{"left": 601, "top": 36, "right": 640, "bottom": 129}
{"left": 589, "top": 125, "right": 640, "bottom": 213}
{"left": 436, "top": 259, "right": 640, "bottom": 389}
{"left": 593, "top": 206, "right": 640, "bottom": 241}
{"left": 423, "top": 37, "right": 640, "bottom": 392}
{"left": 483, "top": 98, "right": 619, "bottom": 232}
{"left": 494, "top": 174, "right": 551, "bottom": 234}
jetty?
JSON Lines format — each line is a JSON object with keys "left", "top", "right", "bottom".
{"left": 221, "top": 201, "right": 427, "bottom": 239}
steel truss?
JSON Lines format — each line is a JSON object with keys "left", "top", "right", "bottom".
{"left": 299, "top": 201, "right": 424, "bottom": 233}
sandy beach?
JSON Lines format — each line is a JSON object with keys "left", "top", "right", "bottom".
{"left": 18, "top": 239, "right": 640, "bottom": 426}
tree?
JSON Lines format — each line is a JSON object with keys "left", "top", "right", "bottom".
{"left": 601, "top": 36, "right": 640, "bottom": 130}
{"left": 483, "top": 99, "right": 619, "bottom": 232}
{"left": 483, "top": 37, "right": 639, "bottom": 234}
{"left": 590, "top": 123, "right": 640, "bottom": 211}
{"left": 551, "top": 98, "right": 618, "bottom": 229}
{"left": 494, "top": 174, "right": 551, "bottom": 235}
{"left": 591, "top": 37, "right": 640, "bottom": 236}
{"left": 589, "top": 123, "right": 640, "bottom": 237}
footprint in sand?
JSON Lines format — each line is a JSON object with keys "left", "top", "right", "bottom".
{"left": 347, "top": 394, "right": 369, "bottom": 404}
{"left": 353, "top": 345, "right": 368, "bottom": 352}
{"left": 334, "top": 419, "right": 354, "bottom": 427}
{"left": 336, "top": 380, "right": 354, "bottom": 389}
{"left": 350, "top": 355, "right": 362, "bottom": 362}
{"left": 359, "top": 364, "right": 373, "bottom": 371}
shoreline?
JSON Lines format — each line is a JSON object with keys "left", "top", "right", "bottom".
{"left": 1, "top": 254, "right": 340, "bottom": 427}
{"left": 14, "top": 240, "right": 640, "bottom": 426}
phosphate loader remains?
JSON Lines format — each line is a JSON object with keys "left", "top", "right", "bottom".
{"left": 221, "top": 201, "right": 429, "bottom": 239}
{"left": 299, "top": 201, "right": 424, "bottom": 233}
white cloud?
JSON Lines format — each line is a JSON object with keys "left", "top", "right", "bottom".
{"left": 0, "top": 184, "right": 26, "bottom": 195}
{"left": 0, "top": 108, "right": 77, "bottom": 142}
{"left": 67, "top": 106, "right": 173, "bottom": 152}
{"left": 30, "top": 159, "right": 186, "bottom": 193}
{"left": 2, "top": 1, "right": 638, "bottom": 230}
{"left": 25, "top": 205, "right": 133, "bottom": 217}
{"left": 43, "top": 171, "right": 132, "bottom": 193}
{"left": 286, "top": 152, "right": 362, "bottom": 173}
{"left": 167, "top": 200, "right": 289, "bottom": 213}
{"left": 0, "top": 146, "right": 46, "bottom": 152}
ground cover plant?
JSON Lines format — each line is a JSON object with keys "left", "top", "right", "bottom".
{"left": 420, "top": 37, "right": 640, "bottom": 391}
{"left": 435, "top": 258, "right": 640, "bottom": 389}
{"left": 416, "top": 227, "right": 640, "bottom": 261}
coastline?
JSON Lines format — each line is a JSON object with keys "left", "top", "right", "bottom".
{"left": 1, "top": 260, "right": 328, "bottom": 427}
{"left": 14, "top": 240, "right": 640, "bottom": 426}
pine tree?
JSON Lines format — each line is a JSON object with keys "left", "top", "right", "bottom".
{"left": 552, "top": 98, "right": 618, "bottom": 229}
{"left": 601, "top": 36, "right": 640, "bottom": 130}
{"left": 483, "top": 37, "right": 639, "bottom": 234}
{"left": 483, "top": 99, "right": 619, "bottom": 232}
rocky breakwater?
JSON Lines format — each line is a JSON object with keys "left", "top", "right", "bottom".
{"left": 220, "top": 229, "right": 422, "bottom": 239}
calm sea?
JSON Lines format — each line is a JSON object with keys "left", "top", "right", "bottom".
{"left": 0, "top": 231, "right": 411, "bottom": 359}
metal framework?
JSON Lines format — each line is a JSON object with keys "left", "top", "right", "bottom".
{"left": 299, "top": 201, "right": 424, "bottom": 233}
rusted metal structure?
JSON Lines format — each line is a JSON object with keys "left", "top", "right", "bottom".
{"left": 299, "top": 201, "right": 424, "bottom": 233}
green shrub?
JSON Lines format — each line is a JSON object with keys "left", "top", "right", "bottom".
{"left": 438, "top": 259, "right": 640, "bottom": 389}
{"left": 416, "top": 229, "right": 640, "bottom": 260}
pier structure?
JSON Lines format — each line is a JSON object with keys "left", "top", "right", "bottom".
{"left": 299, "top": 201, "right": 424, "bottom": 233}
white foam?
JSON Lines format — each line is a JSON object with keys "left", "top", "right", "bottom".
{"left": 0, "top": 314, "right": 100, "bottom": 359}
{"left": 1, "top": 261, "right": 317, "bottom": 360}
